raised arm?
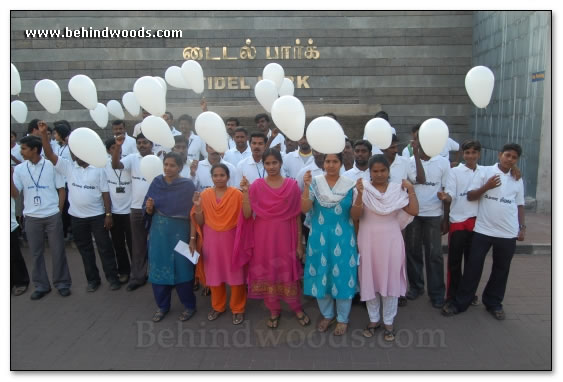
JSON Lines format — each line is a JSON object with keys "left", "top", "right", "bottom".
{"left": 350, "top": 178, "right": 364, "bottom": 221}
{"left": 412, "top": 139, "right": 426, "bottom": 184}
{"left": 193, "top": 192, "right": 204, "bottom": 226}
{"left": 240, "top": 176, "right": 252, "bottom": 218}
{"left": 111, "top": 135, "right": 125, "bottom": 169}
{"left": 38, "top": 121, "right": 58, "bottom": 165}
{"left": 301, "top": 171, "right": 313, "bottom": 213}
{"left": 402, "top": 179, "right": 419, "bottom": 216}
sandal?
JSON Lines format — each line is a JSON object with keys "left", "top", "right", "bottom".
{"left": 333, "top": 322, "right": 348, "bottom": 336}
{"left": 317, "top": 317, "right": 336, "bottom": 332}
{"left": 296, "top": 311, "right": 311, "bottom": 327}
{"left": 201, "top": 287, "right": 210, "bottom": 296}
{"left": 178, "top": 309, "right": 196, "bottom": 321}
{"left": 487, "top": 308, "right": 505, "bottom": 320}
{"left": 267, "top": 315, "right": 280, "bottom": 329}
{"left": 152, "top": 309, "right": 168, "bottom": 322}
{"left": 384, "top": 328, "right": 395, "bottom": 342}
{"left": 232, "top": 313, "right": 244, "bottom": 325}
{"left": 362, "top": 323, "right": 381, "bottom": 338}
{"left": 207, "top": 309, "right": 224, "bottom": 321}
{"left": 13, "top": 285, "right": 28, "bottom": 296}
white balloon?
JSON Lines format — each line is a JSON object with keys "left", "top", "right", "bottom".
{"left": 195, "top": 111, "right": 228, "bottom": 154}
{"left": 154, "top": 76, "right": 167, "bottom": 94}
{"left": 364, "top": 118, "right": 392, "bottom": 150}
{"left": 263, "top": 63, "right": 285, "bottom": 89}
{"left": 165, "top": 66, "right": 189, "bottom": 89}
{"left": 133, "top": 76, "right": 166, "bottom": 116}
{"left": 418, "top": 118, "right": 449, "bottom": 158}
{"left": 465, "top": 66, "right": 495, "bottom": 108}
{"left": 68, "top": 74, "right": 98, "bottom": 110}
{"left": 254, "top": 79, "right": 278, "bottom": 113}
{"left": 10, "top": 100, "right": 28, "bottom": 123}
{"left": 122, "top": 92, "right": 141, "bottom": 117}
{"left": 181, "top": 60, "right": 205, "bottom": 94}
{"left": 89, "top": 103, "right": 109, "bottom": 128}
{"left": 141, "top": 115, "right": 175, "bottom": 149}
{"left": 106, "top": 100, "right": 125, "bottom": 119}
{"left": 271, "top": 96, "right": 305, "bottom": 141}
{"left": 278, "top": 78, "right": 294, "bottom": 97}
{"left": 11, "top": 63, "right": 21, "bottom": 96}
{"left": 140, "top": 155, "right": 163, "bottom": 183}
{"left": 34, "top": 79, "right": 61, "bottom": 114}
{"left": 306, "top": 117, "right": 346, "bottom": 154}
{"left": 68, "top": 127, "right": 108, "bottom": 168}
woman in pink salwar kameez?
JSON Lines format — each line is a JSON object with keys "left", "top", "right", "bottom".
{"left": 234, "top": 149, "right": 311, "bottom": 329}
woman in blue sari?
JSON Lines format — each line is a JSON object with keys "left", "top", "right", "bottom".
{"left": 144, "top": 152, "right": 197, "bottom": 322}
{"left": 301, "top": 153, "right": 360, "bottom": 336}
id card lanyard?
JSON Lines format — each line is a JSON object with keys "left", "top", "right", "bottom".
{"left": 27, "top": 159, "right": 46, "bottom": 206}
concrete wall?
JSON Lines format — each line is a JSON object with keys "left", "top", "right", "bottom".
{"left": 11, "top": 10, "right": 474, "bottom": 147}
{"left": 471, "top": 11, "right": 551, "bottom": 204}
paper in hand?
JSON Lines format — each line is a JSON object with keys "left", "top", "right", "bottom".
{"left": 174, "top": 240, "right": 200, "bottom": 264}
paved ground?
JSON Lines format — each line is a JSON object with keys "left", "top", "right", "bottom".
{"left": 10, "top": 212, "right": 551, "bottom": 370}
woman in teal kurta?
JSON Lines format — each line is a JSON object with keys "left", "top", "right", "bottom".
{"left": 301, "top": 153, "right": 360, "bottom": 336}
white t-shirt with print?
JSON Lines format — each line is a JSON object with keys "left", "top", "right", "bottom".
{"left": 120, "top": 153, "right": 152, "bottom": 209}
{"left": 445, "top": 164, "right": 486, "bottom": 223}
{"left": 410, "top": 155, "right": 450, "bottom": 217}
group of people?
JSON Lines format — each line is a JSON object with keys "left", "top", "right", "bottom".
{"left": 10, "top": 108, "right": 526, "bottom": 341}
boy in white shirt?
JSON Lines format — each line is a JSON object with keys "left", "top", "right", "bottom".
{"left": 223, "top": 127, "right": 251, "bottom": 167}
{"left": 343, "top": 140, "right": 372, "bottom": 182}
{"left": 105, "top": 138, "right": 134, "bottom": 284}
{"left": 40, "top": 123, "right": 120, "bottom": 293}
{"left": 236, "top": 132, "right": 268, "bottom": 184}
{"left": 256, "top": 113, "right": 286, "bottom": 153}
{"left": 404, "top": 136, "right": 450, "bottom": 308}
{"left": 442, "top": 143, "right": 526, "bottom": 320}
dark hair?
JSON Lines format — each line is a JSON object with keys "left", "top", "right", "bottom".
{"left": 226, "top": 117, "right": 240, "bottom": 126}
{"left": 112, "top": 119, "right": 125, "bottom": 126}
{"left": 501, "top": 143, "right": 522, "bottom": 157}
{"left": 27, "top": 119, "right": 40, "bottom": 134}
{"left": 54, "top": 124, "right": 71, "bottom": 140}
{"left": 163, "top": 152, "right": 184, "bottom": 171}
{"left": 210, "top": 163, "right": 230, "bottom": 179}
{"left": 262, "top": 148, "right": 283, "bottom": 164}
{"left": 165, "top": 111, "right": 173, "bottom": 120}
{"left": 323, "top": 112, "right": 338, "bottom": 121}
{"left": 105, "top": 137, "right": 116, "bottom": 151}
{"left": 345, "top": 137, "right": 353, "bottom": 147}
{"left": 20, "top": 135, "right": 43, "bottom": 154}
{"left": 391, "top": 134, "right": 399, "bottom": 143}
{"left": 174, "top": 135, "right": 187, "bottom": 144}
{"left": 136, "top": 132, "right": 148, "bottom": 142}
{"left": 368, "top": 154, "right": 390, "bottom": 171}
{"left": 178, "top": 114, "right": 193, "bottom": 124}
{"left": 47, "top": 126, "right": 53, "bottom": 133}
{"left": 54, "top": 120, "right": 71, "bottom": 129}
{"left": 353, "top": 139, "right": 372, "bottom": 153}
{"left": 461, "top": 139, "right": 482, "bottom": 152}
{"left": 374, "top": 110, "right": 389, "bottom": 121}
{"left": 323, "top": 152, "right": 344, "bottom": 164}
{"left": 411, "top": 123, "right": 421, "bottom": 133}
{"left": 254, "top": 113, "right": 270, "bottom": 123}
{"left": 234, "top": 127, "right": 248, "bottom": 136}
{"left": 11, "top": 131, "right": 16, "bottom": 138}
{"left": 250, "top": 132, "right": 267, "bottom": 144}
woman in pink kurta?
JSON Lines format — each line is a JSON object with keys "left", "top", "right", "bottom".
{"left": 234, "top": 149, "right": 310, "bottom": 329}
{"left": 351, "top": 155, "right": 419, "bottom": 342}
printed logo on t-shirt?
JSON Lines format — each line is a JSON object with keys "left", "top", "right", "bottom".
{"left": 484, "top": 193, "right": 515, "bottom": 205}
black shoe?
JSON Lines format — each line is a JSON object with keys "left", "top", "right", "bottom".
{"left": 110, "top": 281, "right": 121, "bottom": 291}
{"left": 406, "top": 289, "right": 423, "bottom": 300}
{"left": 432, "top": 300, "right": 445, "bottom": 309}
{"left": 486, "top": 307, "right": 505, "bottom": 320}
{"left": 58, "top": 288, "right": 71, "bottom": 297}
{"left": 87, "top": 282, "right": 101, "bottom": 292}
{"left": 30, "top": 289, "right": 51, "bottom": 300}
{"left": 126, "top": 282, "right": 144, "bottom": 292}
{"left": 398, "top": 296, "right": 408, "bottom": 307}
{"left": 441, "top": 302, "right": 459, "bottom": 317}
{"left": 471, "top": 295, "right": 479, "bottom": 306}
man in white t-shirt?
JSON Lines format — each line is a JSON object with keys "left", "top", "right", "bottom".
{"left": 190, "top": 144, "right": 239, "bottom": 191}
{"left": 256, "top": 113, "right": 286, "bottom": 153}
{"left": 112, "top": 133, "right": 154, "bottom": 291}
{"left": 112, "top": 120, "right": 138, "bottom": 157}
{"left": 443, "top": 143, "right": 526, "bottom": 320}
{"left": 382, "top": 134, "right": 418, "bottom": 184}
{"left": 343, "top": 140, "right": 372, "bottom": 182}
{"left": 40, "top": 123, "right": 120, "bottom": 293}
{"left": 282, "top": 133, "right": 314, "bottom": 180}
{"left": 404, "top": 135, "right": 450, "bottom": 309}
{"left": 105, "top": 137, "right": 134, "bottom": 284}
{"left": 236, "top": 132, "right": 268, "bottom": 184}
{"left": 176, "top": 114, "right": 208, "bottom": 161}
{"left": 223, "top": 127, "right": 251, "bottom": 167}
{"left": 11, "top": 134, "right": 71, "bottom": 300}
{"left": 53, "top": 121, "right": 73, "bottom": 240}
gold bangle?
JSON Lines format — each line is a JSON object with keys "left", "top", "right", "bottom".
{"left": 353, "top": 203, "right": 363, "bottom": 207}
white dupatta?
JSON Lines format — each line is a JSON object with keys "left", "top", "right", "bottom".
{"left": 361, "top": 179, "right": 415, "bottom": 229}
{"left": 311, "top": 174, "right": 356, "bottom": 208}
